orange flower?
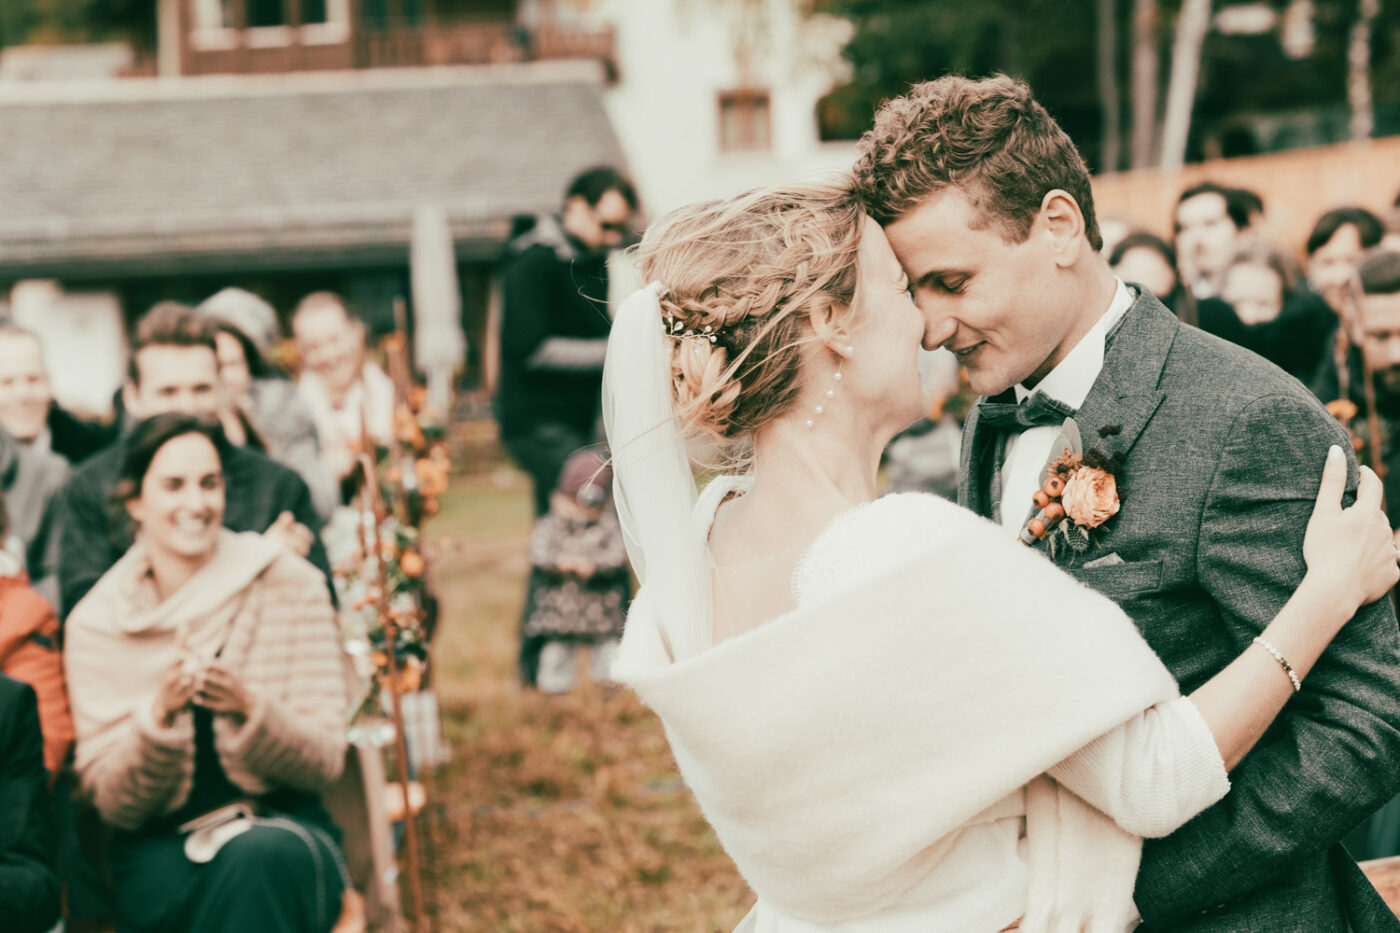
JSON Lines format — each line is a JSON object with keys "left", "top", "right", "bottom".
{"left": 401, "top": 549, "right": 425, "bottom": 578}
{"left": 371, "top": 650, "right": 389, "bottom": 669}
{"left": 1061, "top": 466, "right": 1120, "bottom": 528}
{"left": 394, "top": 408, "right": 425, "bottom": 449}
{"left": 415, "top": 458, "right": 449, "bottom": 497}
{"left": 1327, "top": 399, "right": 1359, "bottom": 422}
{"left": 385, "top": 465, "right": 403, "bottom": 484}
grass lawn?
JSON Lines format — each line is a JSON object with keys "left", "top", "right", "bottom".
{"left": 416, "top": 468, "right": 751, "bottom": 931}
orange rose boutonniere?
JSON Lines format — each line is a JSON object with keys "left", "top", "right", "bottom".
{"left": 1062, "top": 466, "right": 1120, "bottom": 528}
{"left": 1020, "top": 419, "right": 1124, "bottom": 557}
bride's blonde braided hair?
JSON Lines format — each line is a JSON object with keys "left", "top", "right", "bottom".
{"left": 638, "top": 181, "right": 865, "bottom": 447}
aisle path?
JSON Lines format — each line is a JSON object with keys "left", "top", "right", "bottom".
{"left": 418, "top": 470, "right": 749, "bottom": 931}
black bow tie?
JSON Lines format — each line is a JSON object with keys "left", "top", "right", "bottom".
{"left": 976, "top": 391, "right": 1077, "bottom": 434}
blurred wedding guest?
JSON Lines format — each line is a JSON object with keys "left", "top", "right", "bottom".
{"left": 1108, "top": 231, "right": 1199, "bottom": 323}
{"left": 0, "top": 417, "right": 66, "bottom": 563}
{"left": 1344, "top": 250, "right": 1400, "bottom": 523}
{"left": 198, "top": 289, "right": 337, "bottom": 523}
{"left": 44, "top": 302, "right": 329, "bottom": 618}
{"left": 1307, "top": 207, "right": 1385, "bottom": 316}
{"left": 1173, "top": 181, "right": 1254, "bottom": 298}
{"left": 520, "top": 448, "right": 629, "bottom": 691}
{"left": 1198, "top": 243, "right": 1334, "bottom": 385}
{"left": 0, "top": 673, "right": 60, "bottom": 933}
{"left": 292, "top": 292, "right": 394, "bottom": 502}
{"left": 1220, "top": 242, "right": 1298, "bottom": 326}
{"left": 1337, "top": 249, "right": 1400, "bottom": 863}
{"left": 0, "top": 494, "right": 72, "bottom": 777}
{"left": 0, "top": 323, "right": 118, "bottom": 466}
{"left": 496, "top": 166, "right": 638, "bottom": 517}
{"left": 64, "top": 414, "right": 351, "bottom": 933}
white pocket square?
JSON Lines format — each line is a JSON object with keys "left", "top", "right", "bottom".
{"left": 1083, "top": 553, "right": 1126, "bottom": 569}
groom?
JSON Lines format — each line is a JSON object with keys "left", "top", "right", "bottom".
{"left": 853, "top": 74, "right": 1400, "bottom": 931}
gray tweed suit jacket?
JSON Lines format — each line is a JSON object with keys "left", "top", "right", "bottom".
{"left": 959, "top": 291, "right": 1400, "bottom": 931}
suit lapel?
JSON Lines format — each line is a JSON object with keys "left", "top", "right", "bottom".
{"left": 1070, "top": 293, "right": 1177, "bottom": 471}
{"left": 1018, "top": 293, "right": 1177, "bottom": 555}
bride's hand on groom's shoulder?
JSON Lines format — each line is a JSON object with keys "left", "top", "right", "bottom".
{"left": 1303, "top": 445, "right": 1398, "bottom": 610}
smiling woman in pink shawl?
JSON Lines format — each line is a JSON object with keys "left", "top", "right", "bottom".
{"left": 64, "top": 413, "right": 354, "bottom": 933}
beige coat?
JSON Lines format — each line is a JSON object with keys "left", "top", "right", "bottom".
{"left": 64, "top": 530, "right": 350, "bottom": 830}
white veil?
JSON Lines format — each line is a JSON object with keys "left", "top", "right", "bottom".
{"left": 602, "top": 283, "right": 712, "bottom": 663}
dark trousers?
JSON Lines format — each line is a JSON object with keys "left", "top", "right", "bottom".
{"left": 502, "top": 423, "right": 589, "bottom": 518}
{"left": 108, "top": 805, "right": 345, "bottom": 933}
{"left": 503, "top": 423, "right": 588, "bottom": 686}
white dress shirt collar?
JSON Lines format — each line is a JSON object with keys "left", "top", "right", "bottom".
{"left": 1014, "top": 279, "right": 1134, "bottom": 407}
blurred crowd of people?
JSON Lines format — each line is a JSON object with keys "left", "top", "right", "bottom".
{"left": 1106, "top": 183, "right": 1400, "bottom": 526}
{"left": 0, "top": 290, "right": 401, "bottom": 932}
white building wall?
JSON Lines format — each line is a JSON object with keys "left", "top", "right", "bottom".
{"left": 593, "top": 0, "right": 857, "bottom": 217}
{"left": 10, "top": 281, "right": 127, "bottom": 420}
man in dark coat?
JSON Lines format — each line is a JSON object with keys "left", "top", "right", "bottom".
{"left": 41, "top": 302, "right": 330, "bottom": 618}
{"left": 0, "top": 673, "right": 60, "bottom": 933}
{"left": 857, "top": 74, "right": 1400, "bottom": 931}
{"left": 495, "top": 165, "right": 638, "bottom": 518}
{"left": 0, "top": 322, "right": 117, "bottom": 465}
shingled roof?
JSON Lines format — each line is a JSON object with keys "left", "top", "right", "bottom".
{"left": 0, "top": 60, "right": 627, "bottom": 279}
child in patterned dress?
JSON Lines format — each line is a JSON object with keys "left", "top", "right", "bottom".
{"left": 520, "top": 450, "right": 630, "bottom": 693}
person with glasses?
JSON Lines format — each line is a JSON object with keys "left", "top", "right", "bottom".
{"left": 494, "top": 165, "right": 637, "bottom": 686}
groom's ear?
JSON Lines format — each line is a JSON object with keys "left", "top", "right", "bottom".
{"left": 1036, "top": 189, "right": 1086, "bottom": 268}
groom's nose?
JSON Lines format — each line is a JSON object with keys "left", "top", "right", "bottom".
{"left": 923, "top": 316, "right": 957, "bottom": 351}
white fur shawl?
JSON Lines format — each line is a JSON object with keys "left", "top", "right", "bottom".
{"left": 615, "top": 490, "right": 1184, "bottom": 931}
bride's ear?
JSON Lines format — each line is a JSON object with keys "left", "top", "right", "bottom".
{"left": 806, "top": 301, "right": 854, "bottom": 359}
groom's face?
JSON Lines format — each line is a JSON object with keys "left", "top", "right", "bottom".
{"left": 885, "top": 186, "right": 1076, "bottom": 397}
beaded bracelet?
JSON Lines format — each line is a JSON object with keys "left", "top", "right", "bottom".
{"left": 1253, "top": 636, "right": 1302, "bottom": 693}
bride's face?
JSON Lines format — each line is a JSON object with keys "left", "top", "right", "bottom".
{"left": 841, "top": 217, "right": 929, "bottom": 430}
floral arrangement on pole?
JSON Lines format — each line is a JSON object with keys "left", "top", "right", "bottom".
{"left": 337, "top": 335, "right": 451, "bottom": 719}
{"left": 1019, "top": 419, "right": 1123, "bottom": 558}
{"left": 338, "top": 517, "right": 432, "bottom": 719}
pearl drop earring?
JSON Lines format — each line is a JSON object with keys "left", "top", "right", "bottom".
{"left": 806, "top": 346, "right": 853, "bottom": 428}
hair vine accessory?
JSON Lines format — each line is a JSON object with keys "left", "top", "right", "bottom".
{"left": 664, "top": 312, "right": 720, "bottom": 344}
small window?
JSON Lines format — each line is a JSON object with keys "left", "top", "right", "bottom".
{"left": 191, "top": 0, "right": 235, "bottom": 30}
{"left": 247, "top": 0, "right": 286, "bottom": 27}
{"left": 718, "top": 89, "right": 772, "bottom": 152}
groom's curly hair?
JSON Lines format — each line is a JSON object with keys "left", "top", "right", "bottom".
{"left": 852, "top": 74, "right": 1102, "bottom": 251}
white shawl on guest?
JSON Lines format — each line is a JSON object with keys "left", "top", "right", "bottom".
{"left": 614, "top": 490, "right": 1183, "bottom": 932}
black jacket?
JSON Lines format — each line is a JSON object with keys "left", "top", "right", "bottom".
{"left": 46, "top": 403, "right": 119, "bottom": 466}
{"left": 0, "top": 675, "right": 60, "bottom": 933}
{"left": 494, "top": 215, "right": 612, "bottom": 438}
{"left": 47, "top": 435, "right": 332, "bottom": 618}
{"left": 1196, "top": 290, "right": 1338, "bottom": 388}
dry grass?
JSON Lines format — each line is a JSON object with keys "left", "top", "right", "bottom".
{"left": 415, "top": 468, "right": 751, "bottom": 932}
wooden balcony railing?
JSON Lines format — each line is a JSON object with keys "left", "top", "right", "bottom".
{"left": 355, "top": 22, "right": 615, "bottom": 72}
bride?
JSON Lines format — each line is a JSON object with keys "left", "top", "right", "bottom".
{"left": 602, "top": 182, "right": 1399, "bottom": 933}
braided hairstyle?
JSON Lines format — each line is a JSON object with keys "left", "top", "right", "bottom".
{"left": 637, "top": 182, "right": 865, "bottom": 450}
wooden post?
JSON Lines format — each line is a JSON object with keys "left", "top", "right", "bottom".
{"left": 359, "top": 452, "right": 428, "bottom": 933}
